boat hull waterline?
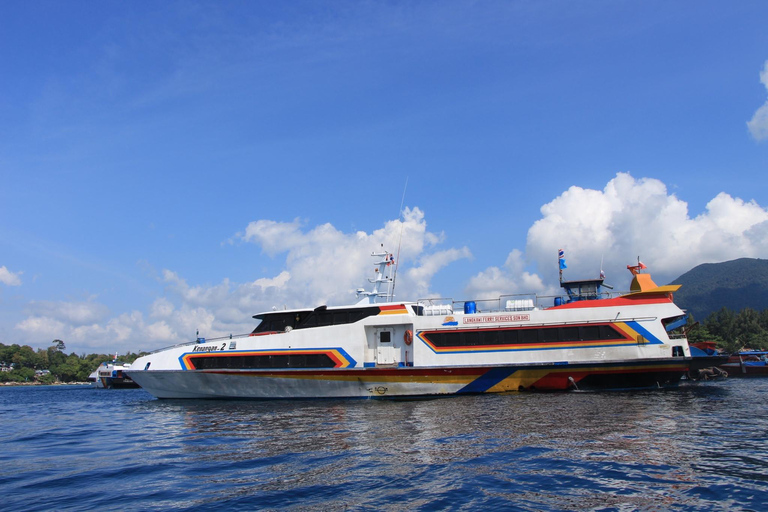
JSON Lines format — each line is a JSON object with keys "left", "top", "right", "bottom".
{"left": 128, "top": 359, "right": 689, "bottom": 399}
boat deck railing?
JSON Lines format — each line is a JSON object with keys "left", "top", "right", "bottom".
{"left": 417, "top": 290, "right": 633, "bottom": 315}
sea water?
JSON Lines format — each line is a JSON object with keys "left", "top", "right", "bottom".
{"left": 1, "top": 379, "right": 767, "bottom": 511}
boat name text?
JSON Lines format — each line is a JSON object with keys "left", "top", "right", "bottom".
{"left": 463, "top": 314, "right": 530, "bottom": 324}
{"left": 193, "top": 344, "right": 226, "bottom": 352}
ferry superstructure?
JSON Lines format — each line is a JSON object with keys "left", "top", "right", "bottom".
{"left": 126, "top": 250, "right": 692, "bottom": 399}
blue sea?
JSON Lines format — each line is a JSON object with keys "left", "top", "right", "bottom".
{"left": 1, "top": 379, "right": 767, "bottom": 511}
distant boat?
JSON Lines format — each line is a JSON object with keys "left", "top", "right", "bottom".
{"left": 87, "top": 369, "right": 103, "bottom": 388}
{"left": 126, "top": 249, "right": 700, "bottom": 399}
{"left": 719, "top": 351, "right": 768, "bottom": 377}
{"left": 95, "top": 356, "right": 139, "bottom": 389}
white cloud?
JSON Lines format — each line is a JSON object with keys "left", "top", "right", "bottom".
{"left": 15, "top": 316, "right": 67, "bottom": 337}
{"left": 239, "top": 206, "right": 459, "bottom": 307}
{"left": 25, "top": 300, "right": 110, "bottom": 326}
{"left": 150, "top": 297, "right": 174, "bottom": 318}
{"left": 466, "top": 172, "right": 768, "bottom": 297}
{"left": 747, "top": 60, "right": 768, "bottom": 141}
{"left": 0, "top": 266, "right": 22, "bottom": 286}
{"left": 465, "top": 249, "right": 549, "bottom": 300}
{"left": 407, "top": 248, "right": 473, "bottom": 298}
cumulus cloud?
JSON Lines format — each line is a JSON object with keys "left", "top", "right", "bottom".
{"left": 465, "top": 249, "right": 549, "bottom": 300}
{"left": 240, "top": 206, "right": 466, "bottom": 306}
{"left": 0, "top": 266, "right": 22, "bottom": 286}
{"left": 467, "top": 172, "right": 768, "bottom": 296}
{"left": 747, "top": 60, "right": 768, "bottom": 141}
{"left": 25, "top": 300, "right": 110, "bottom": 326}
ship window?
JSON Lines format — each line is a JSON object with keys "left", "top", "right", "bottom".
{"left": 301, "top": 315, "right": 318, "bottom": 327}
{"left": 292, "top": 307, "right": 380, "bottom": 329}
{"left": 380, "top": 331, "right": 391, "bottom": 343}
{"left": 501, "top": 330, "right": 519, "bottom": 344}
{"left": 540, "top": 328, "right": 559, "bottom": 342}
{"left": 520, "top": 329, "right": 538, "bottom": 343}
{"left": 581, "top": 325, "right": 601, "bottom": 341}
{"left": 461, "top": 331, "right": 483, "bottom": 346}
{"left": 423, "top": 323, "right": 629, "bottom": 349}
{"left": 318, "top": 312, "right": 334, "bottom": 326}
{"left": 189, "top": 353, "right": 337, "bottom": 370}
{"left": 561, "top": 326, "right": 580, "bottom": 341}
{"left": 600, "top": 325, "right": 622, "bottom": 340}
{"left": 252, "top": 311, "right": 308, "bottom": 333}
{"left": 483, "top": 330, "right": 500, "bottom": 345}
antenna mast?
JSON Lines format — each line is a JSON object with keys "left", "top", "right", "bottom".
{"left": 391, "top": 177, "right": 408, "bottom": 300}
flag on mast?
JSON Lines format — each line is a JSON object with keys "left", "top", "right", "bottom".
{"left": 558, "top": 249, "right": 567, "bottom": 269}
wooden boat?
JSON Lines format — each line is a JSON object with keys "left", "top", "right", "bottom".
{"left": 719, "top": 351, "right": 768, "bottom": 377}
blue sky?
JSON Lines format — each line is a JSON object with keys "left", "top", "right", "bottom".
{"left": 1, "top": 1, "right": 767, "bottom": 355}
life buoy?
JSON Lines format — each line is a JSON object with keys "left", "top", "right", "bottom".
{"left": 404, "top": 329, "right": 413, "bottom": 345}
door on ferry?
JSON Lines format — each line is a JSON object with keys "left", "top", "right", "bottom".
{"left": 376, "top": 329, "right": 396, "bottom": 365}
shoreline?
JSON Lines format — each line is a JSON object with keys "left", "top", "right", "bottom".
{"left": 2, "top": 381, "right": 92, "bottom": 387}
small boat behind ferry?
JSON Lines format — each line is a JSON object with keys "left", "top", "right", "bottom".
{"left": 127, "top": 250, "right": 695, "bottom": 399}
{"left": 96, "top": 355, "right": 139, "bottom": 389}
{"left": 719, "top": 351, "right": 768, "bottom": 377}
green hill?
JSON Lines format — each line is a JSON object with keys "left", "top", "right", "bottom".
{"left": 669, "top": 258, "right": 768, "bottom": 321}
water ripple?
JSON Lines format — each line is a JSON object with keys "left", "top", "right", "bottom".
{"left": 1, "top": 381, "right": 767, "bottom": 510}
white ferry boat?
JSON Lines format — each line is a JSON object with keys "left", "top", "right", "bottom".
{"left": 126, "top": 250, "right": 693, "bottom": 399}
{"left": 96, "top": 357, "right": 139, "bottom": 389}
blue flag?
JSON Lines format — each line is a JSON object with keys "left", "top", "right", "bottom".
{"left": 559, "top": 258, "right": 567, "bottom": 270}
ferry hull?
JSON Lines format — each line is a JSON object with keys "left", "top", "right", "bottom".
{"left": 98, "top": 376, "right": 140, "bottom": 389}
{"left": 127, "top": 359, "right": 689, "bottom": 399}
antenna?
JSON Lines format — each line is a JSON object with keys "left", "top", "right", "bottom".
{"left": 391, "top": 177, "right": 408, "bottom": 300}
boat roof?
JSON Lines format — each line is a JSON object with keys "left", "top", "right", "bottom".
{"left": 253, "top": 301, "right": 414, "bottom": 320}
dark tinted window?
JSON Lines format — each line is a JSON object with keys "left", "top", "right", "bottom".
{"left": 191, "top": 353, "right": 336, "bottom": 370}
{"left": 561, "top": 327, "right": 580, "bottom": 341}
{"left": 424, "top": 323, "right": 626, "bottom": 348}
{"left": 540, "top": 328, "right": 559, "bottom": 342}
{"left": 581, "top": 325, "right": 601, "bottom": 340}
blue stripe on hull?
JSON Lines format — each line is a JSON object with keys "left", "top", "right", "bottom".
{"left": 457, "top": 367, "right": 518, "bottom": 393}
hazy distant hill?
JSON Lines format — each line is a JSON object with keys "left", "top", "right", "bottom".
{"left": 669, "top": 258, "right": 768, "bottom": 321}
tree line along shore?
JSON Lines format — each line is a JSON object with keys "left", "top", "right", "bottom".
{"left": 0, "top": 342, "right": 144, "bottom": 385}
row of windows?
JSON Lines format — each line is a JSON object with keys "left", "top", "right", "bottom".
{"left": 425, "top": 324, "right": 624, "bottom": 348}
{"left": 252, "top": 307, "right": 381, "bottom": 333}
{"left": 190, "top": 353, "right": 337, "bottom": 370}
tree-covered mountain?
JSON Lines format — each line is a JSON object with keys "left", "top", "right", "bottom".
{"left": 669, "top": 258, "right": 768, "bottom": 322}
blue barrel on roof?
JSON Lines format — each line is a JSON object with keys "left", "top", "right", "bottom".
{"left": 464, "top": 301, "right": 476, "bottom": 314}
